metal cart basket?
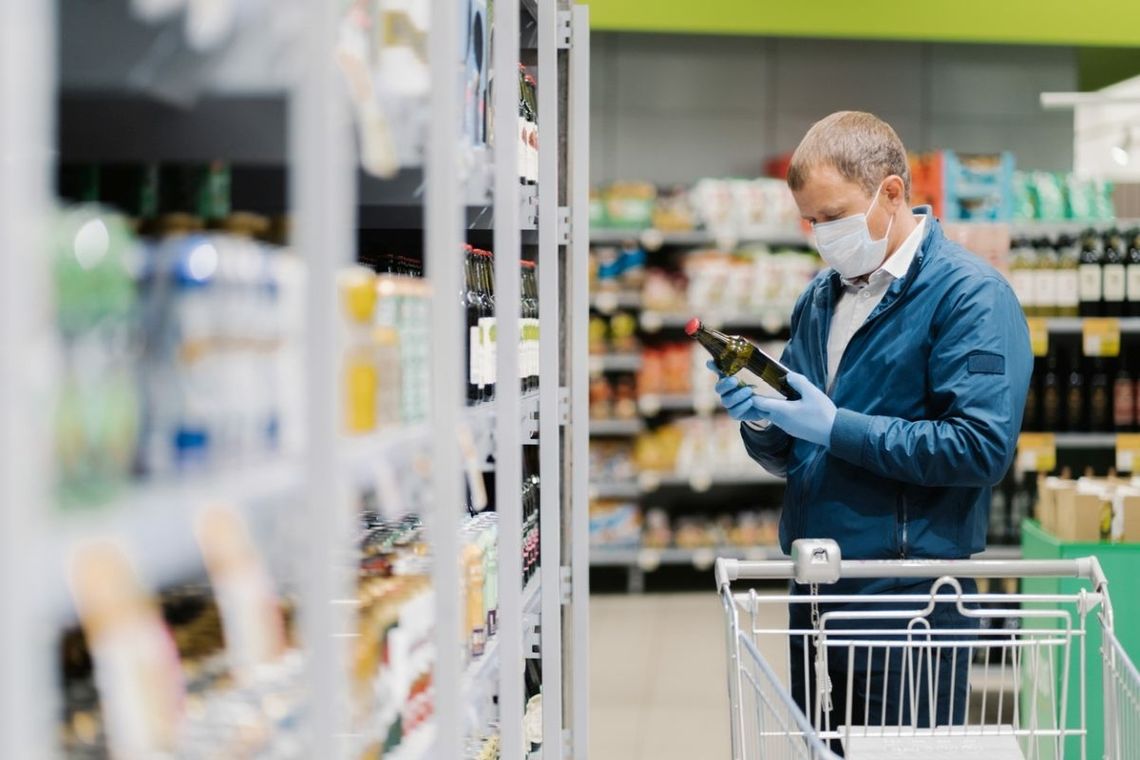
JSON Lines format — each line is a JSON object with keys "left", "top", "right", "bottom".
{"left": 715, "top": 539, "right": 1140, "bottom": 760}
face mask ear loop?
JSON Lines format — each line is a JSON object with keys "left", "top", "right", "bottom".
{"left": 869, "top": 181, "right": 894, "bottom": 245}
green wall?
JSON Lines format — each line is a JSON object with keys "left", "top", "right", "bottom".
{"left": 587, "top": 1, "right": 1140, "bottom": 48}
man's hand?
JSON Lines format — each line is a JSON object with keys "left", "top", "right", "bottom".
{"left": 711, "top": 363, "right": 836, "bottom": 447}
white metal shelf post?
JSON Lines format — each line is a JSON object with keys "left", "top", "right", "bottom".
{"left": 294, "top": 0, "right": 355, "bottom": 754}
{"left": 537, "top": 0, "right": 564, "bottom": 755}
{"left": 426, "top": 0, "right": 464, "bottom": 756}
{"left": 568, "top": 5, "right": 591, "bottom": 758}
{"left": 494, "top": 0, "right": 525, "bottom": 756}
{"left": 1, "top": 1, "right": 57, "bottom": 756}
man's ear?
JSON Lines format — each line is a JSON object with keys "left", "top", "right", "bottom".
{"left": 882, "top": 174, "right": 907, "bottom": 208}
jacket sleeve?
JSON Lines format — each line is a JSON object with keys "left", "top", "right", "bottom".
{"left": 738, "top": 286, "right": 813, "bottom": 477}
{"left": 828, "top": 275, "right": 1032, "bottom": 487}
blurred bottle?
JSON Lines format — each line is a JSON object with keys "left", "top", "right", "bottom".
{"left": 1115, "top": 353, "right": 1136, "bottom": 433}
{"left": 1103, "top": 230, "right": 1128, "bottom": 318}
{"left": 1056, "top": 235, "right": 1081, "bottom": 318}
{"left": 1008, "top": 237, "right": 1036, "bottom": 316}
{"left": 477, "top": 250, "right": 497, "bottom": 401}
{"left": 1079, "top": 229, "right": 1104, "bottom": 318}
{"left": 465, "top": 246, "right": 485, "bottom": 404}
{"left": 1127, "top": 231, "right": 1140, "bottom": 318}
{"left": 1023, "top": 356, "right": 1041, "bottom": 432}
{"left": 1065, "top": 352, "right": 1087, "bottom": 432}
{"left": 1041, "top": 347, "right": 1063, "bottom": 431}
{"left": 1032, "top": 238, "right": 1059, "bottom": 318}
{"left": 1089, "top": 357, "right": 1112, "bottom": 433}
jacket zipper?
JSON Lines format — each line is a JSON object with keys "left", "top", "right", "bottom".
{"left": 899, "top": 491, "right": 909, "bottom": 558}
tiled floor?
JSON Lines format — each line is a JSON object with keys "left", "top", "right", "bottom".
{"left": 589, "top": 592, "right": 789, "bottom": 760}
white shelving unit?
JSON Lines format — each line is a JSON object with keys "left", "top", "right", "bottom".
{"left": 2, "top": 0, "right": 591, "bottom": 757}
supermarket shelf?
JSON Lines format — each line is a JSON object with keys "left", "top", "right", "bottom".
{"left": 591, "top": 544, "right": 1022, "bottom": 569}
{"left": 46, "top": 458, "right": 302, "bottom": 621}
{"left": 358, "top": 166, "right": 538, "bottom": 231}
{"left": 1007, "top": 219, "right": 1140, "bottom": 238}
{"left": 588, "top": 353, "right": 643, "bottom": 373}
{"left": 1053, "top": 433, "right": 1118, "bottom": 449}
{"left": 640, "top": 310, "right": 788, "bottom": 334}
{"left": 1045, "top": 317, "right": 1140, "bottom": 334}
{"left": 591, "top": 545, "right": 787, "bottom": 568}
{"left": 590, "top": 418, "right": 645, "bottom": 436}
{"left": 643, "top": 471, "right": 785, "bottom": 490}
{"left": 590, "top": 227, "right": 808, "bottom": 249}
{"left": 589, "top": 481, "right": 641, "bottom": 500}
{"left": 590, "top": 290, "right": 642, "bottom": 312}
{"left": 638, "top": 393, "right": 704, "bottom": 413}
{"left": 463, "top": 633, "right": 500, "bottom": 695}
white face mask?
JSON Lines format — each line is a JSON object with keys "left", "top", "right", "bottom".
{"left": 812, "top": 184, "right": 894, "bottom": 280}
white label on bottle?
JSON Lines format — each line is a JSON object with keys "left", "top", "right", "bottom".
{"left": 469, "top": 325, "right": 482, "bottom": 387}
{"left": 1057, "top": 270, "right": 1080, "bottom": 308}
{"left": 1128, "top": 265, "right": 1140, "bottom": 304}
{"left": 1034, "top": 269, "right": 1058, "bottom": 310}
{"left": 518, "top": 318, "right": 527, "bottom": 380}
{"left": 1010, "top": 270, "right": 1036, "bottom": 308}
{"left": 1105, "top": 263, "right": 1127, "bottom": 302}
{"left": 1080, "top": 264, "right": 1103, "bottom": 302}
{"left": 480, "top": 316, "right": 497, "bottom": 385}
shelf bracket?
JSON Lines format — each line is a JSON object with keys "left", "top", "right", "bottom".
{"left": 558, "top": 386, "right": 570, "bottom": 426}
{"left": 557, "top": 11, "right": 572, "bottom": 49}
{"left": 524, "top": 612, "right": 542, "bottom": 658}
{"left": 560, "top": 565, "right": 573, "bottom": 605}
{"left": 557, "top": 206, "right": 571, "bottom": 245}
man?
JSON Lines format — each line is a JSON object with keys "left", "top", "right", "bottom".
{"left": 711, "top": 112, "right": 1031, "bottom": 742}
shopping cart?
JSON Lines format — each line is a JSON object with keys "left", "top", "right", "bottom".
{"left": 715, "top": 539, "right": 1140, "bottom": 760}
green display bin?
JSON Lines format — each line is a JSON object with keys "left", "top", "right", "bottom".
{"left": 1020, "top": 519, "right": 1140, "bottom": 759}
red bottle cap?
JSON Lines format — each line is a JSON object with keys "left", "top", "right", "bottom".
{"left": 684, "top": 317, "right": 701, "bottom": 336}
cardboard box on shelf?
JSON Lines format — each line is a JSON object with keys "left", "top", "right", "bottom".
{"left": 1037, "top": 477, "right": 1074, "bottom": 536}
{"left": 1054, "top": 480, "right": 1104, "bottom": 542}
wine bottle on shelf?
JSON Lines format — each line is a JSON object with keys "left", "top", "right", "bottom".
{"left": 1079, "top": 229, "right": 1104, "bottom": 318}
{"left": 1041, "top": 347, "right": 1063, "bottom": 432}
{"left": 1128, "top": 231, "right": 1140, "bottom": 318}
{"left": 1033, "top": 239, "right": 1059, "bottom": 318}
{"left": 466, "top": 246, "right": 486, "bottom": 404}
{"left": 1114, "top": 353, "right": 1136, "bottom": 433}
{"left": 1009, "top": 238, "right": 1036, "bottom": 317}
{"left": 684, "top": 318, "right": 800, "bottom": 400}
{"left": 1057, "top": 235, "right": 1081, "bottom": 318}
{"left": 1065, "top": 352, "right": 1087, "bottom": 433}
{"left": 1103, "top": 230, "right": 1128, "bottom": 318}
{"left": 477, "top": 250, "right": 496, "bottom": 402}
{"left": 1089, "top": 357, "right": 1112, "bottom": 433}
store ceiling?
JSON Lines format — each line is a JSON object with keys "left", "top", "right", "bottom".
{"left": 587, "top": 0, "right": 1140, "bottom": 48}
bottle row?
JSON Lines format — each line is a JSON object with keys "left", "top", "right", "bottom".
{"left": 1023, "top": 350, "right": 1140, "bottom": 433}
{"left": 464, "top": 246, "right": 541, "bottom": 404}
{"left": 1008, "top": 229, "right": 1140, "bottom": 318}
{"left": 53, "top": 201, "right": 304, "bottom": 508}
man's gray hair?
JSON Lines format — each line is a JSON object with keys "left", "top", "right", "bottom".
{"left": 786, "top": 111, "right": 911, "bottom": 200}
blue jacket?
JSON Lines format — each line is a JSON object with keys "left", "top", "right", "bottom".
{"left": 743, "top": 212, "right": 1032, "bottom": 562}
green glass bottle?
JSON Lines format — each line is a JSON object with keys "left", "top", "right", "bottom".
{"left": 685, "top": 318, "right": 800, "bottom": 400}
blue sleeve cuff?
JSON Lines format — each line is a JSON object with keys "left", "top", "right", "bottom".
{"left": 830, "top": 408, "right": 872, "bottom": 465}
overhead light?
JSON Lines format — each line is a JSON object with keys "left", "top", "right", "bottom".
{"left": 1113, "top": 130, "right": 1132, "bottom": 166}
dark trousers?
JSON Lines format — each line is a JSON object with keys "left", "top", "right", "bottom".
{"left": 788, "top": 577, "right": 979, "bottom": 756}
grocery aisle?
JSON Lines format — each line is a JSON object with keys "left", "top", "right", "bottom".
{"left": 590, "top": 592, "right": 787, "bottom": 760}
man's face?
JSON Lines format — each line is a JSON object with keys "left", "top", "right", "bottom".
{"left": 790, "top": 163, "right": 892, "bottom": 240}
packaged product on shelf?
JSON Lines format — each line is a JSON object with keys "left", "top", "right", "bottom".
{"left": 589, "top": 440, "right": 636, "bottom": 482}
{"left": 608, "top": 311, "right": 638, "bottom": 353}
{"left": 340, "top": 267, "right": 383, "bottom": 433}
{"left": 194, "top": 504, "right": 287, "bottom": 683}
{"left": 68, "top": 543, "right": 186, "bottom": 757}
{"left": 588, "top": 500, "right": 641, "bottom": 548}
{"left": 651, "top": 185, "right": 696, "bottom": 232}
{"left": 602, "top": 182, "right": 656, "bottom": 229}
{"left": 642, "top": 508, "right": 672, "bottom": 549}
{"left": 53, "top": 205, "right": 141, "bottom": 508}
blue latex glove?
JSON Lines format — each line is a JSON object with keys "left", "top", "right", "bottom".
{"left": 708, "top": 361, "right": 836, "bottom": 448}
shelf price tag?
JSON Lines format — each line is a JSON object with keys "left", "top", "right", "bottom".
{"left": 1017, "top": 432, "right": 1056, "bottom": 472}
{"left": 1116, "top": 434, "right": 1140, "bottom": 473}
{"left": 1026, "top": 317, "right": 1049, "bottom": 357}
{"left": 1083, "top": 318, "right": 1121, "bottom": 357}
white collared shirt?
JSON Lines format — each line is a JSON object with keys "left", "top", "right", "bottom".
{"left": 826, "top": 215, "right": 926, "bottom": 390}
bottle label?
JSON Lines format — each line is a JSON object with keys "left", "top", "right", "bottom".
{"left": 480, "top": 317, "right": 497, "bottom": 385}
{"left": 1034, "top": 269, "right": 1058, "bottom": 310}
{"left": 1080, "top": 263, "right": 1103, "bottom": 301}
{"left": 519, "top": 117, "right": 529, "bottom": 181}
{"left": 1128, "top": 265, "right": 1140, "bottom": 303}
{"left": 1010, "top": 270, "right": 1036, "bottom": 308}
{"left": 1104, "top": 263, "right": 1127, "bottom": 302}
{"left": 469, "top": 325, "right": 483, "bottom": 387}
{"left": 1057, "top": 270, "right": 1080, "bottom": 308}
